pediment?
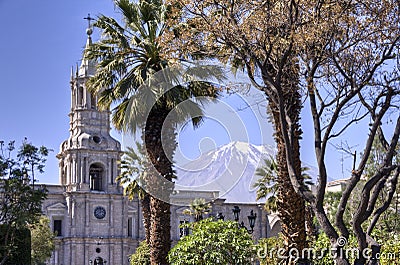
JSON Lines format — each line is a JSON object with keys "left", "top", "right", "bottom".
{"left": 127, "top": 206, "right": 137, "bottom": 213}
{"left": 47, "top": 202, "right": 67, "bottom": 211}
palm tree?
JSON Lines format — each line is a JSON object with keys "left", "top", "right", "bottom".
{"left": 85, "top": 1, "right": 222, "bottom": 263}
{"left": 254, "top": 156, "right": 279, "bottom": 213}
{"left": 255, "top": 156, "right": 313, "bottom": 214}
{"left": 117, "top": 143, "right": 151, "bottom": 245}
{"left": 254, "top": 152, "right": 315, "bottom": 264}
{"left": 183, "top": 198, "right": 211, "bottom": 222}
{"left": 266, "top": 64, "right": 309, "bottom": 264}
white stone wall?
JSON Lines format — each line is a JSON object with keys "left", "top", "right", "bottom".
{"left": 43, "top": 186, "right": 140, "bottom": 265}
{"left": 42, "top": 185, "right": 271, "bottom": 265}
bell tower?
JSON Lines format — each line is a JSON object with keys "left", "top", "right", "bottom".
{"left": 42, "top": 17, "right": 138, "bottom": 265}
{"left": 57, "top": 23, "right": 121, "bottom": 193}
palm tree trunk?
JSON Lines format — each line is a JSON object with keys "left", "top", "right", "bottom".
{"left": 149, "top": 196, "right": 171, "bottom": 265}
{"left": 144, "top": 106, "right": 175, "bottom": 265}
{"left": 141, "top": 193, "right": 151, "bottom": 245}
{"left": 268, "top": 77, "right": 308, "bottom": 264}
{"left": 305, "top": 204, "right": 316, "bottom": 241}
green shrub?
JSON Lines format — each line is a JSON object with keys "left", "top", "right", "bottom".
{"left": 130, "top": 241, "right": 150, "bottom": 265}
{"left": 168, "top": 218, "right": 255, "bottom": 265}
{"left": 377, "top": 233, "right": 400, "bottom": 265}
{"left": 256, "top": 234, "right": 285, "bottom": 265}
{"left": 0, "top": 225, "right": 31, "bottom": 265}
{"left": 310, "top": 232, "right": 336, "bottom": 265}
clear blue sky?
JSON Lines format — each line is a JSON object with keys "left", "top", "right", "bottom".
{"left": 0, "top": 0, "right": 363, "bottom": 184}
{"left": 0, "top": 0, "right": 118, "bottom": 183}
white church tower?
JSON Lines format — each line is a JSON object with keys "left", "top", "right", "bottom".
{"left": 58, "top": 25, "right": 121, "bottom": 194}
{"left": 42, "top": 22, "right": 140, "bottom": 265}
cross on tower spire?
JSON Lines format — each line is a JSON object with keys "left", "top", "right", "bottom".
{"left": 80, "top": 13, "right": 95, "bottom": 76}
{"left": 84, "top": 14, "right": 94, "bottom": 28}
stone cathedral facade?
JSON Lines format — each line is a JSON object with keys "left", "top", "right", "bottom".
{"left": 41, "top": 27, "right": 275, "bottom": 265}
{"left": 41, "top": 29, "right": 139, "bottom": 265}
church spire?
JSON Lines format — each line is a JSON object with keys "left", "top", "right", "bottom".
{"left": 58, "top": 14, "right": 121, "bottom": 191}
{"left": 79, "top": 14, "right": 96, "bottom": 77}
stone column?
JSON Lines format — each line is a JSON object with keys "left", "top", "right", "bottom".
{"left": 71, "top": 156, "right": 76, "bottom": 184}
{"left": 84, "top": 156, "right": 88, "bottom": 183}
{"left": 77, "top": 153, "right": 81, "bottom": 184}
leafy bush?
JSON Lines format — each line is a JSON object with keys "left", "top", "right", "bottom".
{"left": 30, "top": 216, "right": 55, "bottom": 265}
{"left": 309, "top": 232, "right": 400, "bottom": 265}
{"left": 377, "top": 233, "right": 400, "bottom": 265}
{"left": 130, "top": 241, "right": 150, "bottom": 265}
{"left": 0, "top": 225, "right": 31, "bottom": 265}
{"left": 256, "top": 234, "right": 285, "bottom": 265}
{"left": 168, "top": 218, "right": 255, "bottom": 265}
{"left": 311, "top": 232, "right": 337, "bottom": 265}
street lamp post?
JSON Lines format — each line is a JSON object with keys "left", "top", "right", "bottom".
{"left": 216, "top": 212, "right": 225, "bottom": 220}
{"left": 232, "top": 206, "right": 257, "bottom": 234}
{"left": 232, "top": 206, "right": 241, "bottom": 222}
{"left": 247, "top": 210, "right": 257, "bottom": 233}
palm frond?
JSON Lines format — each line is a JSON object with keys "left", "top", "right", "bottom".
{"left": 254, "top": 156, "right": 279, "bottom": 211}
{"left": 116, "top": 143, "right": 150, "bottom": 200}
{"left": 183, "top": 198, "right": 211, "bottom": 221}
{"left": 86, "top": 0, "right": 225, "bottom": 135}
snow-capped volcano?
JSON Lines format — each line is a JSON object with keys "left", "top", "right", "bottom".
{"left": 174, "top": 141, "right": 276, "bottom": 203}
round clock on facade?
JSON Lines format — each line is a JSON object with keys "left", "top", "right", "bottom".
{"left": 92, "top": 135, "right": 102, "bottom": 144}
{"left": 94, "top": 206, "right": 106, "bottom": 219}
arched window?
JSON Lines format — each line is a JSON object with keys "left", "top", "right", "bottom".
{"left": 63, "top": 165, "right": 67, "bottom": 184}
{"left": 78, "top": 86, "right": 84, "bottom": 107}
{"left": 90, "top": 93, "right": 97, "bottom": 109}
{"left": 89, "top": 164, "right": 103, "bottom": 191}
{"left": 93, "top": 257, "right": 104, "bottom": 265}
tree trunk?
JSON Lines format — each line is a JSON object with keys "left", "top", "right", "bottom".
{"left": 144, "top": 106, "right": 175, "bottom": 265}
{"left": 268, "top": 86, "right": 308, "bottom": 264}
{"left": 141, "top": 193, "right": 151, "bottom": 245}
{"left": 149, "top": 196, "right": 171, "bottom": 265}
{"left": 305, "top": 204, "right": 317, "bottom": 241}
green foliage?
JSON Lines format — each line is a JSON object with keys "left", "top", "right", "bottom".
{"left": 310, "top": 232, "right": 338, "bottom": 265}
{"left": 310, "top": 231, "right": 400, "bottom": 265}
{"left": 256, "top": 235, "right": 285, "bottom": 265}
{"left": 378, "top": 233, "right": 400, "bottom": 265}
{"left": 85, "top": 0, "right": 223, "bottom": 133}
{"left": 30, "top": 216, "right": 55, "bottom": 265}
{"left": 323, "top": 191, "right": 348, "bottom": 225}
{"left": 0, "top": 225, "right": 31, "bottom": 265}
{"left": 364, "top": 138, "right": 400, "bottom": 237}
{"left": 254, "top": 157, "right": 279, "bottom": 212}
{"left": 254, "top": 156, "right": 313, "bottom": 212}
{"left": 257, "top": 232, "right": 400, "bottom": 265}
{"left": 117, "top": 143, "right": 149, "bottom": 200}
{"left": 130, "top": 241, "right": 150, "bottom": 265}
{"left": 117, "top": 142, "right": 178, "bottom": 200}
{"left": 168, "top": 218, "right": 256, "bottom": 264}
{"left": 0, "top": 140, "right": 48, "bottom": 264}
{"left": 182, "top": 198, "right": 211, "bottom": 221}
{"left": 17, "top": 138, "right": 51, "bottom": 183}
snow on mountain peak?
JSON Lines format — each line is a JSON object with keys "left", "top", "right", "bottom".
{"left": 175, "top": 141, "right": 276, "bottom": 203}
